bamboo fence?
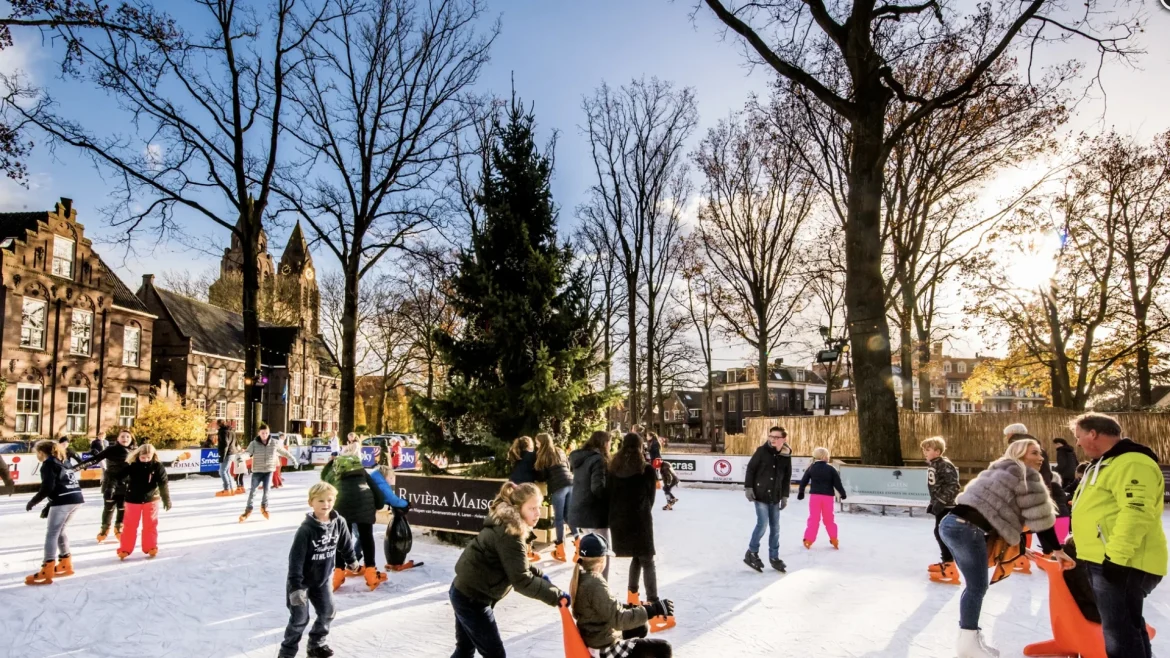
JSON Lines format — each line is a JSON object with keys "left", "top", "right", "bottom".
{"left": 725, "top": 410, "right": 1170, "bottom": 464}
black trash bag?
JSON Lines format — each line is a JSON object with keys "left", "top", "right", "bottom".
{"left": 385, "top": 508, "right": 413, "bottom": 567}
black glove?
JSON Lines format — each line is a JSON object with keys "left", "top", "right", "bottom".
{"left": 164, "top": 501, "right": 172, "bottom": 512}
{"left": 25, "top": 500, "right": 34, "bottom": 512}
{"left": 780, "top": 498, "right": 788, "bottom": 510}
{"left": 1101, "top": 556, "right": 1127, "bottom": 583}
{"left": 744, "top": 489, "right": 755, "bottom": 502}
{"left": 558, "top": 591, "right": 572, "bottom": 607}
{"left": 40, "top": 505, "right": 49, "bottom": 518}
{"left": 797, "top": 492, "right": 805, "bottom": 501}
{"left": 644, "top": 599, "right": 674, "bottom": 619}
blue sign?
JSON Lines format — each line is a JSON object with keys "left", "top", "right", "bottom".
{"left": 397, "top": 448, "right": 417, "bottom": 470}
{"left": 360, "top": 446, "right": 380, "bottom": 468}
{"left": 200, "top": 449, "right": 222, "bottom": 473}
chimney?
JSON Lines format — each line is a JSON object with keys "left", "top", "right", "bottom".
{"left": 932, "top": 342, "right": 943, "bottom": 357}
{"left": 773, "top": 358, "right": 784, "bottom": 367}
{"left": 142, "top": 274, "right": 155, "bottom": 289}
{"left": 60, "top": 197, "right": 73, "bottom": 217}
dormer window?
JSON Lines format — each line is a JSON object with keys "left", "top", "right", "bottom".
{"left": 944, "top": 361, "right": 952, "bottom": 374}
{"left": 957, "top": 362, "right": 967, "bottom": 374}
{"left": 52, "top": 236, "right": 74, "bottom": 278}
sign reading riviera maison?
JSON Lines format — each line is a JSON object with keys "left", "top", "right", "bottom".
{"left": 394, "top": 473, "right": 503, "bottom": 534}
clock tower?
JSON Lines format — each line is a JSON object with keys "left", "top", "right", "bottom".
{"left": 276, "top": 221, "right": 320, "bottom": 334}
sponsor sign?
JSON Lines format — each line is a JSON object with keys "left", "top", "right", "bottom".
{"left": 393, "top": 473, "right": 503, "bottom": 534}
{"left": 310, "top": 445, "right": 334, "bottom": 465}
{"left": 200, "top": 449, "right": 222, "bottom": 473}
{"left": 397, "top": 448, "right": 417, "bottom": 470}
{"left": 838, "top": 464, "right": 930, "bottom": 507}
{"left": 360, "top": 446, "right": 381, "bottom": 468}
{"left": 662, "top": 453, "right": 812, "bottom": 485}
{"left": 158, "top": 449, "right": 203, "bottom": 474}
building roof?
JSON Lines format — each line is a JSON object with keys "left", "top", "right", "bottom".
{"left": 1153, "top": 385, "right": 1170, "bottom": 408}
{"left": 279, "top": 221, "right": 313, "bottom": 275}
{"left": 675, "top": 390, "right": 703, "bottom": 409}
{"left": 152, "top": 287, "right": 253, "bottom": 360}
{"left": 0, "top": 211, "right": 46, "bottom": 242}
{"left": 99, "top": 258, "right": 151, "bottom": 314}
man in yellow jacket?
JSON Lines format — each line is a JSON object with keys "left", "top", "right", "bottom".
{"left": 1071, "top": 412, "right": 1167, "bottom": 658}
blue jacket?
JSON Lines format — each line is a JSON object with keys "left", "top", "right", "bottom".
{"left": 369, "top": 469, "right": 409, "bottom": 510}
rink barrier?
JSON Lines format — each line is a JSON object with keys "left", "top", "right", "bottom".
{"left": 836, "top": 464, "right": 930, "bottom": 516}
{"left": 661, "top": 452, "right": 811, "bottom": 485}
{"left": 378, "top": 474, "right": 557, "bottom": 544}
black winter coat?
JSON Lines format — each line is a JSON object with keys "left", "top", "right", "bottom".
{"left": 745, "top": 443, "right": 792, "bottom": 504}
{"left": 538, "top": 457, "right": 573, "bottom": 495}
{"left": 1054, "top": 444, "right": 1078, "bottom": 487}
{"left": 125, "top": 460, "right": 171, "bottom": 507}
{"left": 287, "top": 511, "right": 355, "bottom": 593}
{"left": 334, "top": 468, "right": 384, "bottom": 525}
{"left": 647, "top": 438, "right": 662, "bottom": 461}
{"left": 607, "top": 463, "right": 656, "bottom": 557}
{"left": 28, "top": 456, "right": 84, "bottom": 508}
{"left": 79, "top": 443, "right": 132, "bottom": 498}
{"left": 568, "top": 449, "right": 608, "bottom": 529}
{"left": 217, "top": 425, "right": 236, "bottom": 464}
{"left": 508, "top": 451, "right": 538, "bottom": 484}
{"left": 798, "top": 461, "right": 845, "bottom": 499}
{"left": 453, "top": 500, "right": 560, "bottom": 607}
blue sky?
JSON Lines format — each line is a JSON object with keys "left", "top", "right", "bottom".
{"left": 2, "top": 0, "right": 1169, "bottom": 362}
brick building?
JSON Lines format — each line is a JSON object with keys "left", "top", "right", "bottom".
{"left": 893, "top": 343, "right": 1049, "bottom": 413}
{"left": 662, "top": 390, "right": 704, "bottom": 441}
{"left": 712, "top": 361, "right": 828, "bottom": 437}
{"left": 0, "top": 199, "right": 155, "bottom": 438}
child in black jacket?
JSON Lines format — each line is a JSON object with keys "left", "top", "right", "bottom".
{"left": 655, "top": 459, "right": 679, "bottom": 510}
{"left": 922, "top": 436, "right": 961, "bottom": 583}
{"left": 797, "top": 447, "right": 846, "bottom": 549}
{"left": 75, "top": 428, "right": 136, "bottom": 542}
{"left": 281, "top": 482, "right": 358, "bottom": 658}
{"left": 25, "top": 440, "right": 85, "bottom": 584}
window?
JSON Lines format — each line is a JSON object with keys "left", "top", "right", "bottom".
{"left": 119, "top": 394, "right": 138, "bottom": 426}
{"left": 215, "top": 400, "right": 227, "bottom": 419}
{"left": 292, "top": 404, "right": 302, "bottom": 420}
{"left": 715, "top": 395, "right": 723, "bottom": 411}
{"left": 689, "top": 409, "right": 699, "bottom": 419}
{"left": 196, "top": 364, "right": 206, "bottom": 386}
{"left": 122, "top": 326, "right": 140, "bottom": 366}
{"left": 795, "top": 369, "right": 805, "bottom": 382}
{"left": 66, "top": 388, "right": 88, "bottom": 434}
{"left": 15, "top": 384, "right": 41, "bottom": 434}
{"left": 237, "top": 374, "right": 245, "bottom": 390}
{"left": 944, "top": 361, "right": 952, "bottom": 374}
{"left": 292, "top": 373, "right": 302, "bottom": 396}
{"left": 233, "top": 402, "right": 244, "bottom": 420}
{"left": 947, "top": 382, "right": 961, "bottom": 397}
{"left": 52, "top": 236, "right": 74, "bottom": 278}
{"left": 195, "top": 398, "right": 206, "bottom": 413}
{"left": 70, "top": 309, "right": 93, "bottom": 355}
{"left": 741, "top": 418, "right": 749, "bottom": 428}
{"left": 728, "top": 394, "right": 737, "bottom": 412}
{"left": 218, "top": 368, "right": 227, "bottom": 389}
{"left": 957, "top": 362, "right": 967, "bottom": 374}
{"left": 20, "top": 298, "right": 47, "bottom": 349}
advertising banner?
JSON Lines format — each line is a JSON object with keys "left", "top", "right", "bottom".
{"left": 397, "top": 448, "right": 417, "bottom": 470}
{"left": 393, "top": 473, "right": 503, "bottom": 534}
{"left": 157, "top": 449, "right": 204, "bottom": 474}
{"left": 199, "top": 449, "right": 222, "bottom": 473}
{"left": 838, "top": 464, "right": 930, "bottom": 507}
{"left": 661, "top": 453, "right": 812, "bottom": 485}
{"left": 310, "top": 445, "right": 333, "bottom": 465}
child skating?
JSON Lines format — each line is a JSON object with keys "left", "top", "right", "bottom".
{"left": 571, "top": 532, "right": 674, "bottom": 657}
{"left": 654, "top": 459, "right": 679, "bottom": 510}
{"left": 25, "top": 440, "right": 84, "bottom": 585}
{"left": 797, "top": 447, "right": 845, "bottom": 549}
{"left": 922, "top": 436, "right": 961, "bottom": 584}
{"left": 75, "top": 427, "right": 134, "bottom": 542}
{"left": 118, "top": 443, "right": 172, "bottom": 560}
{"left": 323, "top": 454, "right": 388, "bottom": 591}
{"left": 240, "top": 423, "right": 299, "bottom": 522}
{"left": 280, "top": 482, "right": 358, "bottom": 658}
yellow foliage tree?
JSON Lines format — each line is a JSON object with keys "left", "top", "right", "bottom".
{"left": 353, "top": 398, "right": 368, "bottom": 432}
{"left": 133, "top": 394, "right": 209, "bottom": 448}
{"left": 383, "top": 388, "right": 414, "bottom": 433}
{"left": 963, "top": 348, "right": 1052, "bottom": 405}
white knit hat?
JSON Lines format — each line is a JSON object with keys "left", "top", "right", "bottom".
{"left": 1003, "top": 423, "right": 1028, "bottom": 437}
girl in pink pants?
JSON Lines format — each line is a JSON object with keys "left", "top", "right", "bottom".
{"left": 118, "top": 444, "right": 171, "bottom": 560}
{"left": 797, "top": 447, "right": 847, "bottom": 549}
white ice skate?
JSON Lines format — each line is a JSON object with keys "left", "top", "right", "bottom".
{"left": 956, "top": 629, "right": 999, "bottom": 658}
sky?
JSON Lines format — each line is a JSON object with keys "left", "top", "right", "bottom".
{"left": 2, "top": 0, "right": 1169, "bottom": 370}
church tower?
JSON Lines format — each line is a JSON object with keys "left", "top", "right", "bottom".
{"left": 208, "top": 220, "right": 276, "bottom": 312}
{"left": 276, "top": 221, "right": 320, "bottom": 334}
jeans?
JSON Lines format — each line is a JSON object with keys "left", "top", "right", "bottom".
{"left": 450, "top": 584, "right": 505, "bottom": 658}
{"left": 938, "top": 514, "right": 989, "bottom": 630}
{"left": 748, "top": 501, "right": 780, "bottom": 560}
{"left": 279, "top": 585, "right": 334, "bottom": 658}
{"left": 44, "top": 504, "right": 80, "bottom": 562}
{"left": 549, "top": 487, "right": 577, "bottom": 544}
{"left": 1087, "top": 562, "right": 1162, "bottom": 658}
{"left": 579, "top": 527, "right": 611, "bottom": 579}
{"left": 119, "top": 501, "right": 160, "bottom": 554}
{"left": 219, "top": 461, "right": 233, "bottom": 491}
{"left": 932, "top": 509, "right": 954, "bottom": 563}
{"left": 628, "top": 555, "right": 658, "bottom": 601}
{"left": 245, "top": 472, "right": 271, "bottom": 512}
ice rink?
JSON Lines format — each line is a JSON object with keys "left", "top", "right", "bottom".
{"left": 2, "top": 469, "right": 1168, "bottom": 657}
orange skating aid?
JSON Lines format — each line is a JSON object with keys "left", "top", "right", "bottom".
{"left": 1023, "top": 552, "right": 1156, "bottom": 658}
{"left": 559, "top": 600, "right": 591, "bottom": 658}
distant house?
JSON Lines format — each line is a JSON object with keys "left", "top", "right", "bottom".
{"left": 892, "top": 343, "right": 1049, "bottom": 413}
{"left": 1153, "top": 385, "right": 1170, "bottom": 409}
{"left": 662, "top": 389, "right": 704, "bottom": 441}
{"left": 712, "top": 360, "right": 827, "bottom": 436}
{"left": 0, "top": 198, "right": 155, "bottom": 438}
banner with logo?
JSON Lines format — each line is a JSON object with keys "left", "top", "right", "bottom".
{"left": 661, "top": 453, "right": 812, "bottom": 485}
{"left": 838, "top": 464, "right": 930, "bottom": 506}
{"left": 393, "top": 473, "right": 502, "bottom": 534}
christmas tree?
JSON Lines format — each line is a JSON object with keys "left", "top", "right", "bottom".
{"left": 414, "top": 95, "right": 615, "bottom": 467}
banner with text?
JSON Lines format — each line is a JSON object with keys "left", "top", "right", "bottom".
{"left": 838, "top": 464, "right": 930, "bottom": 507}
{"left": 661, "top": 453, "right": 811, "bottom": 485}
{"left": 393, "top": 473, "right": 504, "bottom": 534}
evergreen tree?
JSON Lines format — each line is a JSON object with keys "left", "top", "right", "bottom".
{"left": 413, "top": 96, "right": 615, "bottom": 467}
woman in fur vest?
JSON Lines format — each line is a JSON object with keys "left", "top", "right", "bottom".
{"left": 939, "top": 437, "right": 1075, "bottom": 658}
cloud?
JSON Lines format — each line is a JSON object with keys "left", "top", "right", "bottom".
{"left": 145, "top": 143, "right": 164, "bottom": 170}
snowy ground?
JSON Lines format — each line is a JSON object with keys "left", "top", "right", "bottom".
{"left": 2, "top": 471, "right": 1169, "bottom": 658}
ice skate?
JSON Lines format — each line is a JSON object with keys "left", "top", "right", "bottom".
{"left": 386, "top": 560, "right": 421, "bottom": 572}
{"left": 830, "top": 539, "right": 839, "bottom": 550}
{"left": 114, "top": 524, "right": 123, "bottom": 539}
{"left": 54, "top": 555, "right": 74, "bottom": 577}
{"left": 627, "top": 590, "right": 641, "bottom": 605}
{"left": 215, "top": 489, "right": 233, "bottom": 497}
{"left": 331, "top": 567, "right": 346, "bottom": 592}
{"left": 527, "top": 550, "right": 541, "bottom": 562}
{"left": 1010, "top": 554, "right": 1031, "bottom": 574}
{"left": 956, "top": 629, "right": 999, "bottom": 657}
{"left": 364, "top": 566, "right": 388, "bottom": 591}
{"left": 769, "top": 558, "right": 787, "bottom": 573}
{"left": 553, "top": 542, "right": 567, "bottom": 562}
{"left": 306, "top": 644, "right": 334, "bottom": 658}
{"left": 234, "top": 486, "right": 244, "bottom": 494}
{"left": 803, "top": 540, "right": 813, "bottom": 549}
{"left": 146, "top": 548, "right": 158, "bottom": 558}
{"left": 743, "top": 551, "right": 764, "bottom": 572}
{"left": 25, "top": 560, "right": 55, "bottom": 585}
{"left": 930, "top": 562, "right": 961, "bottom": 585}
{"left": 117, "top": 550, "right": 130, "bottom": 560}
{"left": 96, "top": 527, "right": 109, "bottom": 543}
{"left": 238, "top": 510, "right": 251, "bottom": 523}
{"left": 261, "top": 506, "right": 269, "bottom": 520}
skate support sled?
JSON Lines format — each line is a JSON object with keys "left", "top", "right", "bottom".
{"left": 560, "top": 600, "right": 591, "bottom": 658}
{"left": 1023, "top": 551, "right": 1156, "bottom": 658}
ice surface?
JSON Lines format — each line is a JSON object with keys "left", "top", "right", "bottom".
{"left": 2, "top": 470, "right": 1167, "bottom": 657}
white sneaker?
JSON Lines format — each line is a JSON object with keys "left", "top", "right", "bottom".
{"left": 956, "top": 629, "right": 999, "bottom": 658}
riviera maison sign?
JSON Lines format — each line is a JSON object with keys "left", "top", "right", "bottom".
{"left": 394, "top": 473, "right": 502, "bottom": 534}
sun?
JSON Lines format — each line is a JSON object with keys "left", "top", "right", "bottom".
{"left": 1002, "top": 230, "right": 1063, "bottom": 292}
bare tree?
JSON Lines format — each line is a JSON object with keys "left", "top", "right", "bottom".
{"left": 697, "top": 0, "right": 1142, "bottom": 464}
{"left": 278, "top": 0, "right": 495, "bottom": 438}
{"left": 676, "top": 234, "right": 720, "bottom": 447}
{"left": 361, "top": 273, "right": 417, "bottom": 433}
{"left": 159, "top": 267, "right": 218, "bottom": 302}
{"left": 398, "top": 248, "right": 458, "bottom": 399}
{"left": 694, "top": 108, "right": 816, "bottom": 426}
{"left": 576, "top": 219, "right": 626, "bottom": 389}
{"left": 3, "top": 0, "right": 330, "bottom": 439}
{"left": 579, "top": 77, "right": 697, "bottom": 428}
{"left": 802, "top": 220, "right": 850, "bottom": 412}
